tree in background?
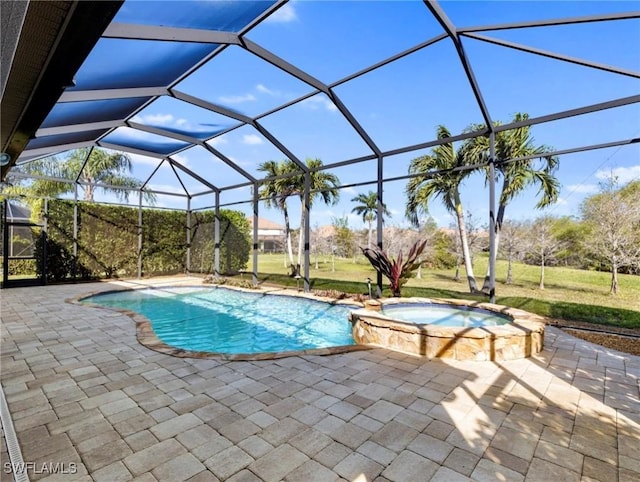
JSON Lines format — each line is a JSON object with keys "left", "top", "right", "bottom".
{"left": 332, "top": 215, "right": 355, "bottom": 259}
{"left": 258, "top": 160, "right": 296, "bottom": 270}
{"left": 4, "top": 148, "right": 153, "bottom": 205}
{"left": 550, "top": 216, "right": 591, "bottom": 268}
{"left": 258, "top": 158, "right": 340, "bottom": 276}
{"left": 465, "top": 113, "right": 560, "bottom": 291}
{"left": 523, "top": 216, "right": 565, "bottom": 290}
{"left": 405, "top": 125, "right": 478, "bottom": 293}
{"left": 581, "top": 178, "right": 640, "bottom": 294}
{"left": 350, "top": 190, "right": 391, "bottom": 248}
{"left": 499, "top": 220, "right": 526, "bottom": 284}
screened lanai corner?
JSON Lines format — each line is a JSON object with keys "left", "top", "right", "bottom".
{"left": 1, "top": 0, "right": 639, "bottom": 296}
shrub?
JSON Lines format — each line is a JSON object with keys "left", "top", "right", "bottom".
{"left": 361, "top": 239, "right": 428, "bottom": 297}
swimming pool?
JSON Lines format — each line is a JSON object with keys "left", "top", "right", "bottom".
{"left": 82, "top": 287, "right": 357, "bottom": 355}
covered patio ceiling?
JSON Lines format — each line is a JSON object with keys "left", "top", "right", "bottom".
{"left": 2, "top": 0, "right": 638, "bottom": 196}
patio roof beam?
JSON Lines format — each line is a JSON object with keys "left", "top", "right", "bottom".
{"left": 97, "top": 142, "right": 166, "bottom": 159}
{"left": 425, "top": 0, "right": 494, "bottom": 130}
{"left": 252, "top": 34, "right": 449, "bottom": 123}
{"left": 59, "top": 87, "right": 167, "bottom": 103}
{"left": 241, "top": 39, "right": 381, "bottom": 156}
{"left": 167, "top": 156, "right": 219, "bottom": 192}
{"left": 21, "top": 141, "right": 95, "bottom": 159}
{"left": 384, "top": 128, "right": 489, "bottom": 158}
{"left": 171, "top": 89, "right": 253, "bottom": 124}
{"left": 74, "top": 146, "right": 94, "bottom": 184}
{"left": 494, "top": 94, "right": 640, "bottom": 133}
{"left": 36, "top": 120, "right": 124, "bottom": 137}
{"left": 167, "top": 161, "right": 190, "bottom": 197}
{"left": 220, "top": 181, "right": 253, "bottom": 192}
{"left": 329, "top": 90, "right": 381, "bottom": 156}
{"left": 103, "top": 23, "right": 241, "bottom": 45}
{"left": 200, "top": 143, "right": 257, "bottom": 183}
{"left": 126, "top": 120, "right": 257, "bottom": 182}
{"left": 140, "top": 159, "right": 165, "bottom": 190}
{"left": 241, "top": 38, "right": 327, "bottom": 93}
{"left": 463, "top": 32, "right": 640, "bottom": 79}
{"left": 496, "top": 137, "right": 639, "bottom": 165}
{"left": 332, "top": 33, "right": 449, "bottom": 88}
{"left": 458, "top": 11, "right": 640, "bottom": 33}
{"left": 252, "top": 120, "right": 308, "bottom": 171}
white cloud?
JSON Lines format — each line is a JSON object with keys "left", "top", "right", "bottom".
{"left": 554, "top": 197, "right": 569, "bottom": 206}
{"left": 243, "top": 134, "right": 263, "bottom": 145}
{"left": 218, "top": 93, "right": 256, "bottom": 104}
{"left": 595, "top": 165, "right": 640, "bottom": 184}
{"left": 300, "top": 95, "right": 338, "bottom": 112}
{"left": 266, "top": 3, "right": 297, "bottom": 23}
{"left": 256, "top": 84, "right": 276, "bottom": 96}
{"left": 341, "top": 186, "right": 356, "bottom": 195}
{"left": 565, "top": 183, "right": 598, "bottom": 194}
{"left": 143, "top": 113, "right": 174, "bottom": 125}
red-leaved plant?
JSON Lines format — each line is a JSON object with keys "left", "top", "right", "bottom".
{"left": 361, "top": 239, "right": 428, "bottom": 297}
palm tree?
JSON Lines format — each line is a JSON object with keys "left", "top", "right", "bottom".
{"left": 258, "top": 158, "right": 340, "bottom": 276}
{"left": 351, "top": 191, "right": 391, "bottom": 248}
{"left": 405, "top": 125, "right": 478, "bottom": 293}
{"left": 464, "top": 113, "right": 559, "bottom": 291}
{"left": 3, "top": 148, "right": 154, "bottom": 207}
{"left": 66, "top": 149, "right": 144, "bottom": 202}
{"left": 257, "top": 160, "right": 297, "bottom": 270}
{"left": 290, "top": 158, "right": 340, "bottom": 273}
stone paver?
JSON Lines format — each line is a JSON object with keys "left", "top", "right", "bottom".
{"left": 1, "top": 279, "right": 639, "bottom": 482}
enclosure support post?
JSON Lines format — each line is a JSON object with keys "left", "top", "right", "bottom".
{"left": 2, "top": 201, "right": 8, "bottom": 287}
{"left": 73, "top": 184, "right": 78, "bottom": 280}
{"left": 214, "top": 191, "right": 220, "bottom": 279}
{"left": 488, "top": 132, "right": 497, "bottom": 303}
{"left": 137, "top": 191, "right": 143, "bottom": 279}
{"left": 303, "top": 171, "right": 311, "bottom": 292}
{"left": 376, "top": 155, "right": 384, "bottom": 297}
{"left": 186, "top": 197, "right": 191, "bottom": 275}
{"left": 42, "top": 199, "right": 48, "bottom": 285}
{"left": 252, "top": 183, "right": 259, "bottom": 287}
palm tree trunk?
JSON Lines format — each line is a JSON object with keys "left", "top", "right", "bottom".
{"left": 610, "top": 257, "right": 618, "bottom": 294}
{"left": 367, "top": 220, "right": 373, "bottom": 248}
{"left": 296, "top": 206, "right": 305, "bottom": 276}
{"left": 506, "top": 251, "right": 513, "bottom": 284}
{"left": 283, "top": 207, "right": 294, "bottom": 269}
{"left": 455, "top": 202, "right": 477, "bottom": 292}
{"left": 482, "top": 200, "right": 506, "bottom": 291}
{"left": 539, "top": 252, "right": 545, "bottom": 290}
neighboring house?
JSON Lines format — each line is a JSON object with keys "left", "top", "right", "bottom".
{"left": 247, "top": 217, "right": 285, "bottom": 253}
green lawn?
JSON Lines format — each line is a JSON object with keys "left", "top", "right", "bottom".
{"left": 246, "top": 253, "right": 640, "bottom": 329}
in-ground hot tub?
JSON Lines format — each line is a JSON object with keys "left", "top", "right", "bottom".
{"left": 349, "top": 298, "right": 545, "bottom": 361}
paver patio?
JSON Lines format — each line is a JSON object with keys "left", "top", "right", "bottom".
{"left": 1, "top": 278, "right": 639, "bottom": 481}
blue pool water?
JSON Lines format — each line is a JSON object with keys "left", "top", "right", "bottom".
{"left": 83, "top": 287, "right": 356, "bottom": 354}
{"left": 382, "top": 303, "right": 510, "bottom": 327}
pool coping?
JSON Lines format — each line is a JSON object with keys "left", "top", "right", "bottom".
{"left": 67, "top": 284, "right": 371, "bottom": 361}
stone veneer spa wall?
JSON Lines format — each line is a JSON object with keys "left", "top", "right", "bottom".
{"left": 349, "top": 298, "right": 546, "bottom": 361}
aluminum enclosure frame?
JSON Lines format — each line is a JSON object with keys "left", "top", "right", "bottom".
{"left": 2, "top": 0, "right": 639, "bottom": 298}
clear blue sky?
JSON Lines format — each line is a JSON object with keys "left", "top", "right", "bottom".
{"left": 83, "top": 1, "right": 639, "bottom": 230}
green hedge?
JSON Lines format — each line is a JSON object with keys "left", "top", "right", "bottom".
{"left": 35, "top": 200, "right": 250, "bottom": 281}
